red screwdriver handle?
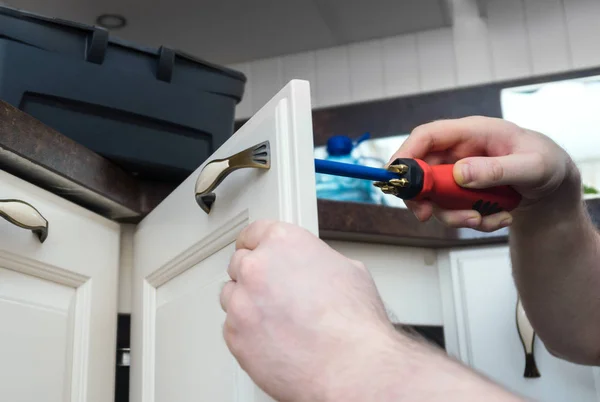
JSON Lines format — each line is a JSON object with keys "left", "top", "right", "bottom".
{"left": 412, "top": 160, "right": 522, "bottom": 214}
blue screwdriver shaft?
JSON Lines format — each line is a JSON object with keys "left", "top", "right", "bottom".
{"left": 314, "top": 159, "right": 398, "bottom": 182}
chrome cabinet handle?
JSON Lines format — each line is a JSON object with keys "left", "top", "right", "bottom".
{"left": 195, "top": 141, "right": 270, "bottom": 213}
{"left": 516, "top": 297, "right": 540, "bottom": 378}
{"left": 0, "top": 199, "right": 49, "bottom": 243}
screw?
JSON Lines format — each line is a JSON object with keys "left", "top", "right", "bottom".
{"left": 389, "top": 178, "right": 409, "bottom": 188}
{"left": 388, "top": 164, "right": 408, "bottom": 174}
{"left": 381, "top": 186, "right": 398, "bottom": 195}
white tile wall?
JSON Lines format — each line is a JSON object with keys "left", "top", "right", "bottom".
{"left": 281, "top": 51, "right": 318, "bottom": 105}
{"left": 348, "top": 40, "right": 385, "bottom": 103}
{"left": 381, "top": 35, "right": 420, "bottom": 98}
{"left": 564, "top": 0, "right": 600, "bottom": 69}
{"left": 315, "top": 46, "right": 351, "bottom": 108}
{"left": 230, "top": 0, "right": 600, "bottom": 119}
{"left": 416, "top": 28, "right": 457, "bottom": 92}
{"left": 452, "top": 0, "right": 493, "bottom": 86}
{"left": 487, "top": 0, "right": 532, "bottom": 80}
{"left": 524, "top": 0, "right": 572, "bottom": 74}
{"left": 248, "top": 57, "right": 283, "bottom": 110}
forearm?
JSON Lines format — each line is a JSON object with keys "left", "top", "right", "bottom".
{"left": 323, "top": 329, "right": 523, "bottom": 402}
{"left": 510, "top": 165, "right": 600, "bottom": 364}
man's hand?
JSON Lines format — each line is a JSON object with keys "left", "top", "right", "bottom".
{"left": 221, "top": 220, "right": 400, "bottom": 401}
{"left": 390, "top": 116, "right": 578, "bottom": 232}
{"left": 221, "top": 220, "right": 523, "bottom": 401}
{"left": 392, "top": 116, "right": 600, "bottom": 365}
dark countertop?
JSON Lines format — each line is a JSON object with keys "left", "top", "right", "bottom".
{"left": 319, "top": 198, "right": 600, "bottom": 248}
{"left": 2, "top": 100, "right": 599, "bottom": 248}
{"left": 317, "top": 199, "right": 509, "bottom": 248}
{"left": 0, "top": 101, "right": 176, "bottom": 221}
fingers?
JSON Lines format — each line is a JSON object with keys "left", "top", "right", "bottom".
{"left": 236, "top": 220, "right": 277, "bottom": 250}
{"left": 220, "top": 280, "right": 236, "bottom": 311}
{"left": 432, "top": 207, "right": 513, "bottom": 232}
{"left": 389, "top": 116, "right": 507, "bottom": 162}
{"left": 454, "top": 153, "right": 545, "bottom": 189}
{"left": 478, "top": 212, "right": 513, "bottom": 232}
{"left": 228, "top": 249, "right": 252, "bottom": 281}
{"left": 432, "top": 207, "right": 482, "bottom": 228}
{"left": 405, "top": 200, "right": 434, "bottom": 222}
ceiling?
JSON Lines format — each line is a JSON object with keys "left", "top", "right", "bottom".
{"left": 3, "top": 0, "right": 453, "bottom": 65}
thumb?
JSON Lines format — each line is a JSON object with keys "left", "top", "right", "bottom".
{"left": 454, "top": 153, "right": 545, "bottom": 189}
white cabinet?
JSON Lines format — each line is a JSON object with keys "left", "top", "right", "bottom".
{"left": 11, "top": 76, "right": 599, "bottom": 402}
{"left": 0, "top": 79, "right": 318, "bottom": 402}
{"left": 438, "top": 246, "right": 600, "bottom": 401}
{"left": 325, "top": 240, "right": 443, "bottom": 326}
{"left": 130, "top": 80, "right": 317, "bottom": 402}
{"left": 0, "top": 170, "right": 121, "bottom": 402}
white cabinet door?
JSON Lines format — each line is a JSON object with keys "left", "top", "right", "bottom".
{"left": 0, "top": 170, "right": 120, "bottom": 402}
{"left": 130, "top": 80, "right": 318, "bottom": 402}
{"left": 324, "top": 240, "right": 443, "bottom": 326}
{"left": 439, "top": 246, "right": 600, "bottom": 402}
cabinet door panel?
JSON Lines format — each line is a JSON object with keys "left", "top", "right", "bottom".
{"left": 131, "top": 80, "right": 317, "bottom": 402}
{"left": 0, "top": 170, "right": 120, "bottom": 402}
{"left": 154, "top": 243, "right": 238, "bottom": 402}
{"left": 0, "top": 267, "right": 74, "bottom": 402}
{"left": 442, "top": 247, "right": 600, "bottom": 402}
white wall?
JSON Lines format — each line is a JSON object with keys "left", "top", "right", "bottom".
{"left": 231, "top": 0, "right": 600, "bottom": 190}
{"left": 229, "top": 0, "right": 600, "bottom": 120}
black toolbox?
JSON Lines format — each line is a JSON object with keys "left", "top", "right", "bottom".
{"left": 0, "top": 5, "right": 246, "bottom": 181}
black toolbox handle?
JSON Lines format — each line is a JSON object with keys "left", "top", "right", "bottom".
{"left": 85, "top": 28, "right": 109, "bottom": 65}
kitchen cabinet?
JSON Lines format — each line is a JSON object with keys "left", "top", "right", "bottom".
{"left": 130, "top": 80, "right": 317, "bottom": 402}
{"left": 3, "top": 77, "right": 442, "bottom": 402}
{"left": 0, "top": 169, "right": 120, "bottom": 402}
{"left": 438, "top": 246, "right": 600, "bottom": 401}
{"left": 8, "top": 76, "right": 597, "bottom": 402}
{"left": 325, "top": 240, "right": 443, "bottom": 326}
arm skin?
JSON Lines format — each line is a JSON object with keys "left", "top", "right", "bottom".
{"left": 222, "top": 219, "right": 527, "bottom": 402}
{"left": 387, "top": 116, "right": 600, "bottom": 366}
{"left": 322, "top": 329, "right": 526, "bottom": 402}
{"left": 510, "top": 162, "right": 600, "bottom": 365}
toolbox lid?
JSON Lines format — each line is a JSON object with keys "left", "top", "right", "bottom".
{"left": 0, "top": 4, "right": 247, "bottom": 102}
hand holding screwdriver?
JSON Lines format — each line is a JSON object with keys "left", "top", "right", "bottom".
{"left": 389, "top": 117, "right": 576, "bottom": 232}
{"left": 377, "top": 158, "right": 521, "bottom": 215}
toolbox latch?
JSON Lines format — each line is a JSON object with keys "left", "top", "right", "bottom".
{"left": 157, "top": 46, "right": 175, "bottom": 83}
{"left": 86, "top": 27, "right": 109, "bottom": 64}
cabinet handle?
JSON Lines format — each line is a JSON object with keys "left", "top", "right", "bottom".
{"left": 0, "top": 199, "right": 49, "bottom": 243}
{"left": 516, "top": 297, "right": 540, "bottom": 378}
{"left": 195, "top": 141, "right": 270, "bottom": 213}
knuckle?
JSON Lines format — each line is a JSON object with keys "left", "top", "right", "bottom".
{"left": 530, "top": 152, "right": 547, "bottom": 175}
{"left": 465, "top": 115, "right": 493, "bottom": 126}
{"left": 481, "top": 158, "right": 504, "bottom": 182}
{"left": 227, "top": 291, "right": 249, "bottom": 320}
{"left": 238, "top": 254, "right": 261, "bottom": 280}
{"left": 488, "top": 158, "right": 505, "bottom": 183}
{"left": 238, "top": 254, "right": 268, "bottom": 292}
{"left": 265, "top": 222, "right": 290, "bottom": 242}
{"left": 350, "top": 258, "right": 367, "bottom": 272}
{"left": 432, "top": 210, "right": 454, "bottom": 226}
{"left": 223, "top": 321, "right": 243, "bottom": 356}
{"left": 410, "top": 126, "right": 434, "bottom": 147}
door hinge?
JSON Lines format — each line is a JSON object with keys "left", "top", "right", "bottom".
{"left": 117, "top": 347, "right": 131, "bottom": 367}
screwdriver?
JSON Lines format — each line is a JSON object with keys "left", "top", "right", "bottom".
{"left": 314, "top": 158, "right": 522, "bottom": 215}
